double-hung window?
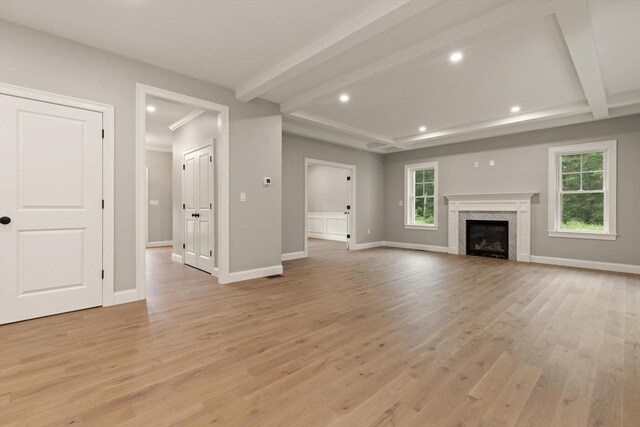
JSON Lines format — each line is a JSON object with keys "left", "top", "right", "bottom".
{"left": 404, "top": 161, "right": 438, "bottom": 230}
{"left": 548, "top": 140, "right": 617, "bottom": 240}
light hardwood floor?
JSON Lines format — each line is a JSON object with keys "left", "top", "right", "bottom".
{"left": 1, "top": 240, "right": 638, "bottom": 426}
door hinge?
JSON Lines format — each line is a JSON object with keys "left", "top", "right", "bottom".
{"left": 347, "top": 176, "right": 351, "bottom": 181}
{"left": 102, "top": 199, "right": 104, "bottom": 209}
{"left": 101, "top": 129, "right": 104, "bottom": 139}
{"left": 347, "top": 234, "right": 351, "bottom": 239}
{"left": 182, "top": 164, "right": 185, "bottom": 170}
{"left": 210, "top": 250, "right": 212, "bottom": 256}
{"left": 210, "top": 203, "right": 212, "bottom": 209}
{"left": 101, "top": 269, "right": 104, "bottom": 279}
{"left": 182, "top": 203, "right": 185, "bottom": 210}
{"left": 183, "top": 243, "right": 186, "bottom": 249}
{"left": 210, "top": 155, "right": 212, "bottom": 162}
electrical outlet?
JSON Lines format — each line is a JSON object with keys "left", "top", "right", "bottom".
{"left": 489, "top": 160, "right": 495, "bottom": 166}
{"left": 240, "top": 192, "right": 246, "bottom": 202}
{"left": 399, "top": 200, "right": 403, "bottom": 206}
{"left": 367, "top": 228, "right": 371, "bottom": 234}
{"left": 474, "top": 161, "right": 479, "bottom": 168}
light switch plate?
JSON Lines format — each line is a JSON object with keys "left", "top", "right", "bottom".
{"left": 240, "top": 192, "right": 246, "bottom": 202}
{"left": 149, "top": 200, "right": 159, "bottom": 206}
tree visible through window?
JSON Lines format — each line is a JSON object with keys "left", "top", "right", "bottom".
{"left": 405, "top": 161, "right": 438, "bottom": 228}
{"left": 560, "top": 151, "right": 604, "bottom": 231}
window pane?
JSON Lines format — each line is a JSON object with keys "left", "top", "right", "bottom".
{"left": 414, "top": 197, "right": 425, "bottom": 224}
{"left": 582, "top": 151, "right": 603, "bottom": 171}
{"left": 424, "top": 197, "right": 434, "bottom": 225}
{"left": 415, "top": 183, "right": 424, "bottom": 196}
{"left": 582, "top": 171, "right": 603, "bottom": 191}
{"left": 425, "top": 182, "right": 434, "bottom": 196}
{"left": 562, "top": 173, "right": 580, "bottom": 191}
{"left": 415, "top": 170, "right": 424, "bottom": 183}
{"left": 562, "top": 154, "right": 581, "bottom": 173}
{"left": 561, "top": 193, "right": 604, "bottom": 231}
{"left": 423, "top": 168, "right": 434, "bottom": 182}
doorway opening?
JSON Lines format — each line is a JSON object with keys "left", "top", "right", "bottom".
{"left": 137, "top": 84, "right": 230, "bottom": 295}
{"left": 144, "top": 94, "right": 217, "bottom": 282}
{"left": 304, "top": 158, "right": 356, "bottom": 257}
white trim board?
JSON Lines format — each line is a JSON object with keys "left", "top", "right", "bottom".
{"left": 228, "top": 265, "right": 284, "bottom": 283}
{"left": 383, "top": 241, "right": 449, "bottom": 253}
{"left": 169, "top": 109, "right": 205, "bottom": 131}
{"left": 0, "top": 82, "right": 117, "bottom": 307}
{"left": 146, "top": 240, "right": 173, "bottom": 248}
{"left": 113, "top": 289, "right": 139, "bottom": 305}
{"left": 136, "top": 84, "right": 231, "bottom": 299}
{"left": 282, "top": 251, "right": 306, "bottom": 261}
{"left": 531, "top": 256, "right": 639, "bottom": 275}
{"left": 171, "top": 253, "right": 183, "bottom": 264}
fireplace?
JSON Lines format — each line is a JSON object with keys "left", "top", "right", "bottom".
{"left": 466, "top": 220, "right": 509, "bottom": 259}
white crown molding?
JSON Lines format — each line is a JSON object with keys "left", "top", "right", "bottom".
{"left": 553, "top": 0, "right": 609, "bottom": 120}
{"left": 282, "top": 121, "right": 373, "bottom": 152}
{"left": 168, "top": 109, "right": 205, "bottom": 131}
{"left": 145, "top": 143, "right": 172, "bottom": 153}
{"left": 235, "top": 0, "right": 441, "bottom": 101}
{"left": 287, "top": 112, "right": 395, "bottom": 146}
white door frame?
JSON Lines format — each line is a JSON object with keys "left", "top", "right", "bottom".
{"left": 304, "top": 158, "right": 357, "bottom": 256}
{"left": 182, "top": 139, "right": 215, "bottom": 274}
{"left": 0, "top": 82, "right": 116, "bottom": 306}
{"left": 136, "top": 84, "right": 230, "bottom": 292}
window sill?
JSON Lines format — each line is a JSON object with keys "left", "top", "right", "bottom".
{"left": 548, "top": 230, "right": 617, "bottom": 241}
{"left": 404, "top": 224, "right": 438, "bottom": 231}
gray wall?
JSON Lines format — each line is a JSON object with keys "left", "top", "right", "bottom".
{"left": 384, "top": 115, "right": 640, "bottom": 266}
{"left": 145, "top": 150, "right": 172, "bottom": 243}
{"left": 171, "top": 112, "right": 217, "bottom": 261}
{"left": 282, "top": 133, "right": 385, "bottom": 254}
{"left": 0, "top": 21, "right": 282, "bottom": 289}
{"left": 308, "top": 164, "right": 348, "bottom": 212}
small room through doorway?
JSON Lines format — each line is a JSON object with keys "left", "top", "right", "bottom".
{"left": 144, "top": 94, "right": 218, "bottom": 284}
{"left": 305, "top": 159, "right": 356, "bottom": 256}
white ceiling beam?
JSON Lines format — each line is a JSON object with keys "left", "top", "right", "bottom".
{"left": 553, "top": 0, "right": 609, "bottom": 119}
{"left": 281, "top": 0, "right": 553, "bottom": 114}
{"left": 287, "top": 112, "right": 396, "bottom": 147}
{"left": 168, "top": 109, "right": 205, "bottom": 131}
{"left": 282, "top": 121, "right": 374, "bottom": 152}
{"left": 235, "top": 0, "right": 441, "bottom": 102}
{"left": 396, "top": 102, "right": 591, "bottom": 146}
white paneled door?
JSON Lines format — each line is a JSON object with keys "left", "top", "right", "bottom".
{"left": 183, "top": 145, "right": 213, "bottom": 273}
{"left": 0, "top": 95, "right": 103, "bottom": 324}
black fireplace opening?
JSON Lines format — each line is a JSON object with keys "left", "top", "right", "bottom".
{"left": 466, "top": 220, "right": 509, "bottom": 259}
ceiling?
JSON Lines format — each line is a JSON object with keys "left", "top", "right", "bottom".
{"left": 145, "top": 96, "right": 194, "bottom": 149}
{"left": 1, "top": 0, "right": 639, "bottom": 153}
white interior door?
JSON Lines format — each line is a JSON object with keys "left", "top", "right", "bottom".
{"left": 0, "top": 94, "right": 103, "bottom": 324}
{"left": 183, "top": 145, "right": 213, "bottom": 273}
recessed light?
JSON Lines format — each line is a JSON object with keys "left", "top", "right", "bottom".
{"left": 510, "top": 105, "right": 521, "bottom": 113}
{"left": 449, "top": 51, "right": 463, "bottom": 63}
{"left": 419, "top": 126, "right": 427, "bottom": 132}
{"left": 146, "top": 105, "right": 156, "bottom": 112}
{"left": 339, "top": 94, "right": 350, "bottom": 103}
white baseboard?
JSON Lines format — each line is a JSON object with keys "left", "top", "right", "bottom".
{"left": 227, "top": 264, "right": 283, "bottom": 283}
{"left": 171, "top": 252, "right": 183, "bottom": 263}
{"left": 212, "top": 267, "right": 219, "bottom": 277}
{"left": 530, "top": 255, "right": 640, "bottom": 274}
{"left": 146, "top": 240, "right": 172, "bottom": 248}
{"left": 282, "top": 251, "right": 306, "bottom": 261}
{"left": 354, "top": 241, "right": 385, "bottom": 250}
{"left": 383, "top": 241, "right": 449, "bottom": 253}
{"left": 112, "top": 289, "right": 139, "bottom": 305}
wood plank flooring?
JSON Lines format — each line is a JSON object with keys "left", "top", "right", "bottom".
{"left": 1, "top": 239, "right": 638, "bottom": 426}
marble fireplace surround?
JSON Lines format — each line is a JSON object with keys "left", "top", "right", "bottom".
{"left": 444, "top": 192, "right": 537, "bottom": 262}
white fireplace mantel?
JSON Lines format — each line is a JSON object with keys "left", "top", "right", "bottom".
{"left": 444, "top": 192, "right": 538, "bottom": 262}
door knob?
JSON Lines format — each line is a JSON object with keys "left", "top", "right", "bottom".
{"left": 0, "top": 216, "right": 11, "bottom": 225}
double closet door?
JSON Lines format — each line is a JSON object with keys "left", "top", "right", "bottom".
{"left": 183, "top": 144, "right": 214, "bottom": 273}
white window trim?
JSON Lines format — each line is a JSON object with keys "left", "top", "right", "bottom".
{"left": 404, "top": 161, "right": 438, "bottom": 230}
{"left": 548, "top": 140, "right": 617, "bottom": 241}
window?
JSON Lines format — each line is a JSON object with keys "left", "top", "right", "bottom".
{"left": 405, "top": 161, "right": 438, "bottom": 229}
{"left": 548, "top": 140, "right": 617, "bottom": 240}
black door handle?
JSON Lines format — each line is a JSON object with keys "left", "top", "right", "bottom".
{"left": 0, "top": 216, "right": 10, "bottom": 225}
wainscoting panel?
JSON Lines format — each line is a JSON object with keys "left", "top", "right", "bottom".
{"left": 307, "top": 212, "right": 347, "bottom": 241}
